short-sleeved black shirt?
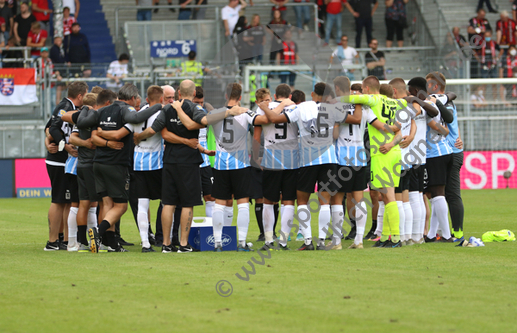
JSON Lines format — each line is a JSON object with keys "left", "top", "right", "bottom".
{"left": 154, "top": 99, "right": 206, "bottom": 165}
{"left": 347, "top": 0, "right": 377, "bottom": 18}
{"left": 365, "top": 50, "right": 385, "bottom": 80}
{"left": 46, "top": 98, "right": 75, "bottom": 164}
{"left": 14, "top": 14, "right": 36, "bottom": 45}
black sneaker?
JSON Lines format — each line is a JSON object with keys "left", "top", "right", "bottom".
{"left": 316, "top": 243, "right": 328, "bottom": 250}
{"left": 438, "top": 237, "right": 454, "bottom": 243}
{"left": 277, "top": 244, "right": 290, "bottom": 250}
{"left": 88, "top": 228, "right": 100, "bottom": 253}
{"left": 256, "top": 234, "right": 265, "bottom": 242}
{"left": 162, "top": 244, "right": 174, "bottom": 253}
{"left": 108, "top": 245, "right": 128, "bottom": 252}
{"left": 259, "top": 242, "right": 274, "bottom": 251}
{"left": 390, "top": 241, "right": 403, "bottom": 248}
{"left": 237, "top": 244, "right": 254, "bottom": 252}
{"left": 424, "top": 235, "right": 436, "bottom": 243}
{"left": 148, "top": 232, "right": 156, "bottom": 246}
{"left": 118, "top": 237, "right": 134, "bottom": 246}
{"left": 177, "top": 245, "right": 193, "bottom": 253}
{"left": 59, "top": 241, "right": 68, "bottom": 250}
{"left": 373, "top": 239, "right": 389, "bottom": 248}
{"left": 214, "top": 244, "right": 223, "bottom": 252}
{"left": 44, "top": 240, "right": 60, "bottom": 251}
{"left": 344, "top": 228, "right": 356, "bottom": 240}
{"left": 297, "top": 242, "right": 315, "bottom": 251}
{"left": 142, "top": 246, "right": 156, "bottom": 253}
{"left": 364, "top": 230, "right": 375, "bottom": 240}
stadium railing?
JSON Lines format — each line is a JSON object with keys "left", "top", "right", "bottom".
{"left": 0, "top": 46, "right": 33, "bottom": 68}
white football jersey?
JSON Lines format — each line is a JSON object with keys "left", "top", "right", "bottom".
{"left": 133, "top": 105, "right": 164, "bottom": 171}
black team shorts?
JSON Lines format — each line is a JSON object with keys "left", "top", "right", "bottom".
{"left": 93, "top": 163, "right": 130, "bottom": 203}
{"left": 262, "top": 168, "right": 298, "bottom": 202}
{"left": 395, "top": 168, "right": 411, "bottom": 193}
{"left": 162, "top": 163, "right": 203, "bottom": 207}
{"left": 77, "top": 166, "right": 100, "bottom": 202}
{"left": 134, "top": 169, "right": 162, "bottom": 200}
{"left": 66, "top": 173, "right": 79, "bottom": 203}
{"left": 46, "top": 164, "right": 70, "bottom": 204}
{"left": 200, "top": 166, "right": 213, "bottom": 197}
{"left": 299, "top": 164, "right": 338, "bottom": 193}
{"left": 425, "top": 154, "right": 452, "bottom": 188}
{"left": 212, "top": 167, "right": 251, "bottom": 200}
{"left": 249, "top": 166, "right": 263, "bottom": 200}
{"left": 410, "top": 164, "right": 425, "bottom": 192}
{"left": 335, "top": 165, "right": 368, "bottom": 193}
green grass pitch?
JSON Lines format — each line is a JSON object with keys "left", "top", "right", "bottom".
{"left": 1, "top": 189, "right": 516, "bottom": 332}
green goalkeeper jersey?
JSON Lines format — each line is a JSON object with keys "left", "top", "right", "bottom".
{"left": 346, "top": 94, "right": 405, "bottom": 157}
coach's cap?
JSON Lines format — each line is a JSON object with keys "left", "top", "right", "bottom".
{"left": 41, "top": 47, "right": 49, "bottom": 52}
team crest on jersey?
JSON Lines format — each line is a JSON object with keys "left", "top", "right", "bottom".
{"left": 0, "top": 78, "right": 14, "bottom": 96}
{"left": 59, "top": 109, "right": 66, "bottom": 116}
{"left": 128, "top": 106, "right": 136, "bottom": 112}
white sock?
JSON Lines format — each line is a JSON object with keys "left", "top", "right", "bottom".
{"left": 354, "top": 202, "right": 367, "bottom": 245}
{"left": 431, "top": 196, "right": 451, "bottom": 239}
{"left": 318, "top": 204, "right": 331, "bottom": 240}
{"left": 428, "top": 201, "right": 438, "bottom": 238}
{"left": 297, "top": 205, "right": 312, "bottom": 243}
{"left": 375, "top": 201, "right": 385, "bottom": 236}
{"left": 237, "top": 203, "right": 249, "bottom": 242}
{"left": 263, "top": 203, "right": 275, "bottom": 243}
{"left": 87, "top": 207, "right": 98, "bottom": 229}
{"left": 224, "top": 206, "right": 234, "bottom": 226}
{"left": 331, "top": 205, "right": 344, "bottom": 244}
{"left": 205, "top": 201, "right": 215, "bottom": 218}
{"left": 409, "top": 191, "right": 421, "bottom": 241}
{"left": 137, "top": 198, "right": 150, "bottom": 248}
{"left": 67, "top": 207, "right": 78, "bottom": 247}
{"left": 280, "top": 204, "right": 285, "bottom": 218}
{"left": 403, "top": 202, "right": 413, "bottom": 241}
{"left": 280, "top": 205, "right": 295, "bottom": 246}
{"left": 419, "top": 194, "right": 426, "bottom": 239}
{"left": 396, "top": 201, "right": 405, "bottom": 241}
{"left": 212, "top": 203, "right": 225, "bottom": 245}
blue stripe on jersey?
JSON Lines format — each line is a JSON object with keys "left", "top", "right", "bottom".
{"left": 300, "top": 145, "right": 337, "bottom": 167}
{"left": 65, "top": 156, "right": 77, "bottom": 175}
{"left": 426, "top": 127, "right": 453, "bottom": 158}
{"left": 445, "top": 104, "right": 462, "bottom": 154}
{"left": 200, "top": 138, "right": 210, "bottom": 168}
{"left": 133, "top": 150, "right": 163, "bottom": 171}
{"left": 335, "top": 145, "right": 368, "bottom": 167}
{"left": 214, "top": 150, "right": 249, "bottom": 170}
{"left": 262, "top": 147, "right": 299, "bottom": 170}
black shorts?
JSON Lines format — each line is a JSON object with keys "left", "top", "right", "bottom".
{"left": 200, "top": 166, "right": 213, "bottom": 197}
{"left": 425, "top": 154, "right": 452, "bottom": 188}
{"left": 134, "top": 169, "right": 162, "bottom": 200}
{"left": 46, "top": 164, "right": 70, "bottom": 203}
{"left": 298, "top": 164, "right": 338, "bottom": 193}
{"left": 262, "top": 169, "right": 298, "bottom": 202}
{"left": 93, "top": 163, "right": 130, "bottom": 203}
{"left": 77, "top": 166, "right": 100, "bottom": 202}
{"left": 212, "top": 167, "right": 251, "bottom": 200}
{"left": 335, "top": 165, "right": 368, "bottom": 193}
{"left": 249, "top": 167, "right": 263, "bottom": 199}
{"left": 410, "top": 165, "right": 425, "bottom": 192}
{"left": 162, "top": 163, "right": 203, "bottom": 207}
{"left": 66, "top": 173, "right": 79, "bottom": 203}
{"left": 395, "top": 168, "right": 411, "bottom": 193}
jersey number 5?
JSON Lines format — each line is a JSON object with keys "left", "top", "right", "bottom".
{"left": 223, "top": 118, "right": 234, "bottom": 143}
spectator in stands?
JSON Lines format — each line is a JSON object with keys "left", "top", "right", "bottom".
{"left": 270, "top": 0, "right": 288, "bottom": 18}
{"left": 0, "top": 0, "right": 13, "bottom": 44}
{"left": 179, "top": 0, "right": 193, "bottom": 20}
{"left": 268, "top": 9, "right": 290, "bottom": 64}
{"left": 233, "top": 15, "right": 250, "bottom": 63}
{"left": 37, "top": 47, "right": 62, "bottom": 100}
{"left": 316, "top": 0, "right": 326, "bottom": 38}
{"left": 193, "top": 0, "right": 208, "bottom": 19}
{"left": 452, "top": 26, "right": 468, "bottom": 49}
{"left": 136, "top": 0, "right": 155, "bottom": 21}
{"left": 13, "top": 2, "right": 36, "bottom": 46}
{"left": 63, "top": 0, "right": 80, "bottom": 18}
{"left": 1, "top": 36, "right": 23, "bottom": 67}
{"left": 293, "top": 0, "right": 311, "bottom": 34}
{"left": 500, "top": 44, "right": 517, "bottom": 104}
{"left": 154, "top": 0, "right": 175, "bottom": 13}
{"left": 385, "top": 0, "right": 407, "bottom": 48}
{"left": 26, "top": 21, "right": 47, "bottom": 59}
{"left": 222, "top": 0, "right": 247, "bottom": 37}
{"left": 277, "top": 28, "right": 298, "bottom": 90}
{"left": 63, "top": 6, "right": 76, "bottom": 36}
{"left": 245, "top": 14, "right": 266, "bottom": 64}
{"left": 49, "top": 36, "right": 66, "bottom": 102}
{"left": 471, "top": 86, "right": 487, "bottom": 107}
{"left": 513, "top": 1, "right": 517, "bottom": 22}
{"left": 345, "top": 0, "right": 378, "bottom": 48}
{"left": 32, "top": 0, "right": 52, "bottom": 32}
{"left": 324, "top": 0, "right": 345, "bottom": 46}
{"left": 442, "top": 32, "right": 461, "bottom": 77}
{"left": 477, "top": 0, "right": 497, "bottom": 14}
{"left": 64, "top": 22, "right": 91, "bottom": 77}
{"left": 180, "top": 50, "right": 205, "bottom": 86}
{"left": 365, "top": 38, "right": 385, "bottom": 80}
{"left": 107, "top": 53, "right": 129, "bottom": 93}
{"left": 496, "top": 10, "right": 517, "bottom": 52}
{"left": 468, "top": 8, "right": 491, "bottom": 44}
{"left": 330, "top": 35, "right": 358, "bottom": 80}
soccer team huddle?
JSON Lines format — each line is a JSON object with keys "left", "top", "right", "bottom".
{"left": 43, "top": 71, "right": 465, "bottom": 253}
